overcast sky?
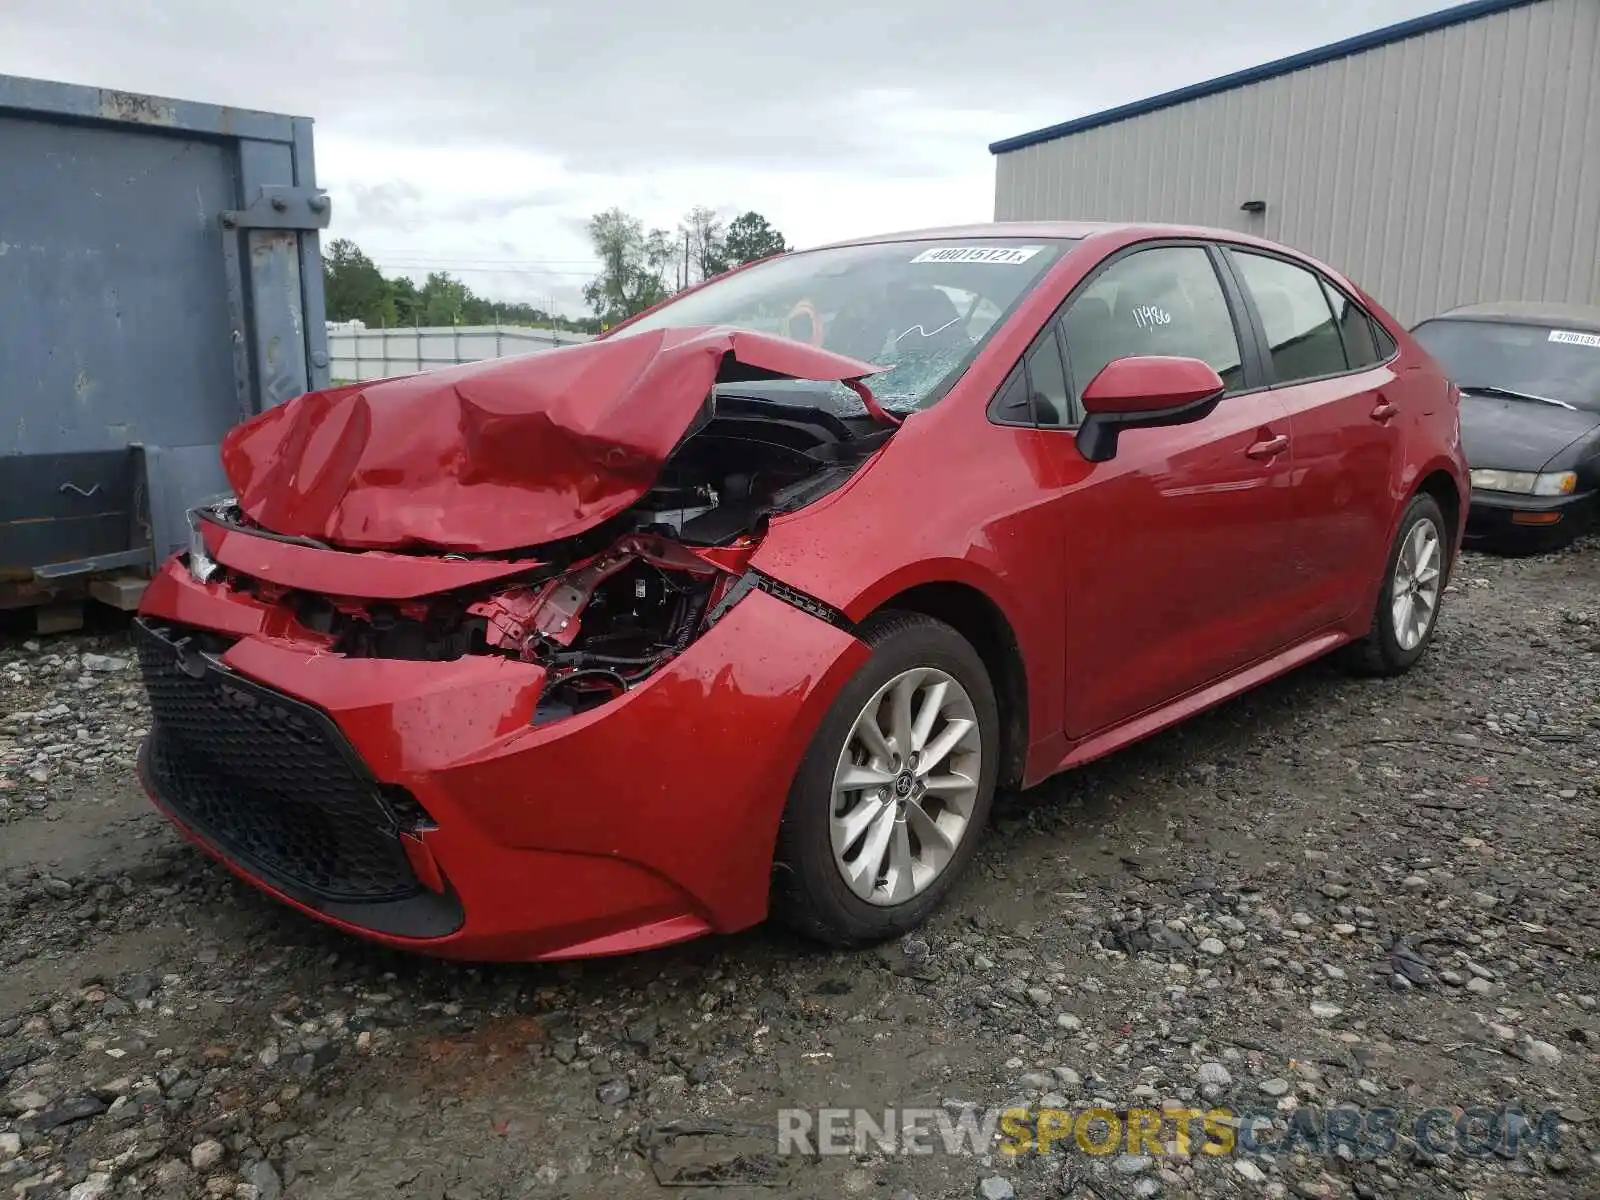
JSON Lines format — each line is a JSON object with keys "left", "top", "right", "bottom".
{"left": 4, "top": 0, "right": 1449, "bottom": 316}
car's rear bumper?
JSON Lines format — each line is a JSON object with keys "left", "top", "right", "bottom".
{"left": 1463, "top": 488, "right": 1593, "bottom": 551}
{"left": 133, "top": 558, "right": 869, "bottom": 961}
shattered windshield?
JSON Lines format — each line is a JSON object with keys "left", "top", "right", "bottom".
{"left": 610, "top": 237, "right": 1076, "bottom": 415}
{"left": 1412, "top": 317, "right": 1600, "bottom": 411}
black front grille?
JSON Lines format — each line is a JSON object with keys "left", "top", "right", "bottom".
{"left": 135, "top": 619, "right": 423, "bottom": 904}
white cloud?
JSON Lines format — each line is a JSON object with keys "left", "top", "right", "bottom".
{"left": 1, "top": 0, "right": 1448, "bottom": 316}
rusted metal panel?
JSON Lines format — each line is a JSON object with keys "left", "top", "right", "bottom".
{"left": 0, "top": 74, "right": 294, "bottom": 144}
{"left": 0, "top": 73, "right": 330, "bottom": 586}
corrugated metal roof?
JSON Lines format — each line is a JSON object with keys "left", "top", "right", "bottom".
{"left": 990, "top": 0, "right": 1600, "bottom": 325}
{"left": 989, "top": 0, "right": 1548, "bottom": 155}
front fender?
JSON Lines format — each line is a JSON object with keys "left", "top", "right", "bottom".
{"left": 752, "top": 529, "right": 1064, "bottom": 777}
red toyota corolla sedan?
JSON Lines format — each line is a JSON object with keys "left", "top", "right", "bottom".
{"left": 134, "top": 222, "right": 1467, "bottom": 961}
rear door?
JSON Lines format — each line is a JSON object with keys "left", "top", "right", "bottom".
{"left": 1025, "top": 243, "right": 1299, "bottom": 738}
{"left": 1221, "top": 249, "right": 1402, "bottom": 637}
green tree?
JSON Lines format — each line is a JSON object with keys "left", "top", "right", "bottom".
{"left": 582, "top": 208, "right": 674, "bottom": 324}
{"left": 322, "top": 238, "right": 397, "bottom": 326}
{"left": 680, "top": 205, "right": 729, "bottom": 284}
{"left": 388, "top": 275, "right": 423, "bottom": 326}
{"left": 320, "top": 237, "right": 610, "bottom": 335}
{"left": 420, "top": 272, "right": 472, "bottom": 325}
{"left": 722, "top": 211, "right": 788, "bottom": 267}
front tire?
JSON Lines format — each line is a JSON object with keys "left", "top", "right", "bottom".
{"left": 771, "top": 611, "right": 999, "bottom": 947}
{"left": 1344, "top": 493, "right": 1448, "bottom": 676}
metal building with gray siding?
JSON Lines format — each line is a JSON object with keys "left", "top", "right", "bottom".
{"left": 991, "top": 0, "right": 1599, "bottom": 326}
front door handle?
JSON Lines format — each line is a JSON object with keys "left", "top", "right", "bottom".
{"left": 1246, "top": 434, "right": 1289, "bottom": 460}
{"left": 1371, "top": 399, "right": 1399, "bottom": 422}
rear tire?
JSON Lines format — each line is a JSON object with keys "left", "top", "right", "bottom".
{"left": 1344, "top": 493, "right": 1448, "bottom": 676}
{"left": 771, "top": 611, "right": 999, "bottom": 948}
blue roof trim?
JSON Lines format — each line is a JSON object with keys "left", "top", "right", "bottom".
{"left": 989, "top": 0, "right": 1543, "bottom": 155}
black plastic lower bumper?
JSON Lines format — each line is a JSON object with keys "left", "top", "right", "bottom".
{"left": 133, "top": 618, "right": 464, "bottom": 939}
{"left": 1463, "top": 489, "right": 1593, "bottom": 551}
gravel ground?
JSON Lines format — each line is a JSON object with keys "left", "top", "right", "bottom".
{"left": 2, "top": 542, "right": 1597, "bottom": 1200}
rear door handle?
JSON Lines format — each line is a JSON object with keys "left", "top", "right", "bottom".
{"left": 1246, "top": 434, "right": 1289, "bottom": 460}
{"left": 1371, "top": 399, "right": 1399, "bottom": 421}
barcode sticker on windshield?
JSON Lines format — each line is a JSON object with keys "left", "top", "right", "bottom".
{"left": 1549, "top": 330, "right": 1600, "bottom": 348}
{"left": 910, "top": 246, "right": 1043, "bottom": 265}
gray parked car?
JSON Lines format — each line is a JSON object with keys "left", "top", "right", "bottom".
{"left": 1411, "top": 302, "right": 1600, "bottom": 554}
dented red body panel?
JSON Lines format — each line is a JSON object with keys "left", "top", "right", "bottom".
{"left": 137, "top": 557, "right": 869, "bottom": 960}
{"left": 199, "top": 516, "right": 539, "bottom": 598}
{"left": 135, "top": 222, "right": 1468, "bottom": 962}
{"left": 222, "top": 325, "right": 883, "bottom": 554}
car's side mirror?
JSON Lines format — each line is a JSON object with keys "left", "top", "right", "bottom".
{"left": 1076, "top": 356, "right": 1226, "bottom": 462}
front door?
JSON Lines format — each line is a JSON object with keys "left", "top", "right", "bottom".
{"left": 1036, "top": 243, "right": 1301, "bottom": 739}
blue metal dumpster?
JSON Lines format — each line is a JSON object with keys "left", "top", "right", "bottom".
{"left": 0, "top": 75, "right": 330, "bottom": 611}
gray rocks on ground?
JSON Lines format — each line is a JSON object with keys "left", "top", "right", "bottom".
{"left": 4, "top": 542, "right": 1600, "bottom": 1199}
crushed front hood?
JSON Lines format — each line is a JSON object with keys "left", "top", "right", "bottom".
{"left": 222, "top": 326, "right": 885, "bottom": 554}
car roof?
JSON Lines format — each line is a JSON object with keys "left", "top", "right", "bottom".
{"left": 800, "top": 221, "right": 1375, "bottom": 311}
{"left": 1426, "top": 301, "right": 1600, "bottom": 332}
{"left": 813, "top": 220, "right": 1288, "bottom": 251}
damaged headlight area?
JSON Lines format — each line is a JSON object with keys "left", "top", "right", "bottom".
{"left": 465, "top": 535, "right": 732, "bottom": 717}
{"left": 195, "top": 392, "right": 881, "bottom": 725}
{"left": 273, "top": 534, "right": 748, "bottom": 725}
{"left": 186, "top": 495, "right": 239, "bottom": 584}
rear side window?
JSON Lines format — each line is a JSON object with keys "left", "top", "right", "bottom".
{"left": 1373, "top": 322, "right": 1398, "bottom": 358}
{"left": 1232, "top": 252, "right": 1347, "bottom": 383}
{"left": 1322, "top": 281, "right": 1383, "bottom": 368}
{"left": 1060, "top": 246, "right": 1245, "bottom": 401}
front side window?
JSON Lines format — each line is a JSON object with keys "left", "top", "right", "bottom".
{"left": 1412, "top": 318, "right": 1600, "bottom": 410}
{"left": 1060, "top": 246, "right": 1245, "bottom": 401}
{"left": 1231, "top": 252, "right": 1348, "bottom": 383}
{"left": 612, "top": 238, "right": 1075, "bottom": 416}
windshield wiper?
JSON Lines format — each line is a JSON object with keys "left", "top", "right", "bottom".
{"left": 1460, "top": 383, "right": 1575, "bottom": 410}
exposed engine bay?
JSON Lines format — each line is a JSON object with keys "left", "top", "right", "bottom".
{"left": 197, "top": 395, "right": 884, "bottom": 724}
{"left": 625, "top": 394, "right": 890, "bottom": 544}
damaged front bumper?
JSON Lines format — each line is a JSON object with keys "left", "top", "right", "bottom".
{"left": 133, "top": 534, "right": 870, "bottom": 961}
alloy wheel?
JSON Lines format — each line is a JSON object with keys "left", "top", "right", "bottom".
{"left": 1391, "top": 516, "right": 1442, "bottom": 651}
{"left": 829, "top": 667, "right": 983, "bottom": 906}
